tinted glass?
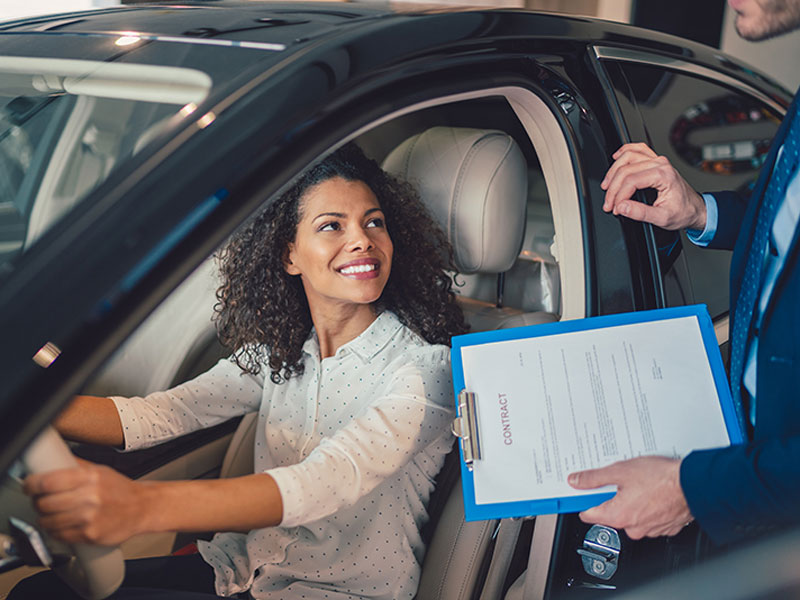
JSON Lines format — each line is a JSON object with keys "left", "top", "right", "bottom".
{"left": 614, "top": 63, "right": 781, "bottom": 318}
{"left": 0, "top": 32, "right": 282, "bottom": 273}
{"left": 0, "top": 86, "right": 185, "bottom": 266}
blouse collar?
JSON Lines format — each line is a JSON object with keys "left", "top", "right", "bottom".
{"left": 302, "top": 311, "right": 404, "bottom": 364}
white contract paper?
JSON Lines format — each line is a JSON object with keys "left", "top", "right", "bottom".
{"left": 460, "top": 316, "right": 731, "bottom": 506}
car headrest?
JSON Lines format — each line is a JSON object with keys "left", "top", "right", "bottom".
{"left": 382, "top": 126, "right": 527, "bottom": 274}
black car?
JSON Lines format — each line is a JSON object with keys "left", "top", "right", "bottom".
{"left": 0, "top": 2, "right": 792, "bottom": 599}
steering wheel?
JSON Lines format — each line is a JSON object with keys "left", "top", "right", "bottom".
{"left": 17, "top": 426, "right": 125, "bottom": 599}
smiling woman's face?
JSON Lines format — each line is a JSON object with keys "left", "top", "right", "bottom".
{"left": 285, "top": 176, "right": 393, "bottom": 313}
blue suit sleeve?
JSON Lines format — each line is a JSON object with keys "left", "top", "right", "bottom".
{"left": 703, "top": 191, "right": 749, "bottom": 251}
{"left": 681, "top": 436, "right": 800, "bottom": 545}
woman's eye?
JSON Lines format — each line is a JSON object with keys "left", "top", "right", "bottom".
{"left": 366, "top": 218, "right": 385, "bottom": 228}
{"left": 319, "top": 222, "right": 340, "bottom": 232}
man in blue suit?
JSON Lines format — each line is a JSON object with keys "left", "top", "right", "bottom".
{"left": 569, "top": 0, "right": 800, "bottom": 545}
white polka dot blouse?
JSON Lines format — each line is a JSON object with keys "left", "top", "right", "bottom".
{"left": 111, "top": 311, "right": 454, "bottom": 599}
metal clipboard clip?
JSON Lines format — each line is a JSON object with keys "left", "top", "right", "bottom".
{"left": 451, "top": 389, "right": 482, "bottom": 471}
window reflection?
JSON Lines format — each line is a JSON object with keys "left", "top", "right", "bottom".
{"left": 0, "top": 58, "right": 212, "bottom": 271}
{"left": 669, "top": 94, "right": 780, "bottom": 179}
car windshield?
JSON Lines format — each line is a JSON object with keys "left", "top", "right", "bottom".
{"left": 0, "top": 57, "right": 212, "bottom": 266}
{"left": 0, "top": 31, "right": 285, "bottom": 274}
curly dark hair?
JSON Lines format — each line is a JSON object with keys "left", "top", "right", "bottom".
{"left": 215, "top": 142, "right": 468, "bottom": 383}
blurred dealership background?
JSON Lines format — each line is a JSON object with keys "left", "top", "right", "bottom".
{"left": 0, "top": 0, "right": 798, "bottom": 90}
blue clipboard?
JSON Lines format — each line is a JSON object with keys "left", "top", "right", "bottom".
{"left": 450, "top": 304, "right": 743, "bottom": 522}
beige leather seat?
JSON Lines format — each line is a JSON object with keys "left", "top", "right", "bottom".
{"left": 382, "top": 126, "right": 557, "bottom": 332}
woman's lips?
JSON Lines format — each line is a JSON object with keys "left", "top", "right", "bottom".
{"left": 337, "top": 258, "right": 380, "bottom": 280}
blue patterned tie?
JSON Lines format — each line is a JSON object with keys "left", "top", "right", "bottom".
{"left": 729, "top": 101, "right": 800, "bottom": 432}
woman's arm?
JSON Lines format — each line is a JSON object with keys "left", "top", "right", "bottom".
{"left": 63, "top": 358, "right": 265, "bottom": 452}
{"left": 55, "top": 396, "right": 124, "bottom": 447}
{"left": 26, "top": 347, "right": 447, "bottom": 545}
{"left": 24, "top": 461, "right": 283, "bottom": 546}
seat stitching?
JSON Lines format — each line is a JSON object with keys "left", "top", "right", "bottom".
{"left": 460, "top": 520, "right": 493, "bottom": 599}
{"left": 481, "top": 137, "right": 516, "bottom": 272}
{"left": 437, "top": 517, "right": 466, "bottom": 598}
{"left": 453, "top": 132, "right": 501, "bottom": 272}
{"left": 404, "top": 133, "right": 423, "bottom": 178}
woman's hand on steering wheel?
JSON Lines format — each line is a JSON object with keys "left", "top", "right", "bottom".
{"left": 24, "top": 458, "right": 147, "bottom": 547}
{"left": 21, "top": 426, "right": 126, "bottom": 599}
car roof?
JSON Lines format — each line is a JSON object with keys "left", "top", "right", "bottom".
{"left": 0, "top": 2, "right": 393, "bottom": 47}
{"left": 0, "top": 1, "right": 788, "bottom": 99}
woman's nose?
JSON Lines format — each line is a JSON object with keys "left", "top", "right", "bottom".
{"left": 346, "top": 225, "right": 373, "bottom": 251}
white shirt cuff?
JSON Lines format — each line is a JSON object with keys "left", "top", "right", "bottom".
{"left": 686, "top": 193, "right": 718, "bottom": 247}
{"left": 265, "top": 465, "right": 308, "bottom": 527}
{"left": 109, "top": 395, "right": 150, "bottom": 451}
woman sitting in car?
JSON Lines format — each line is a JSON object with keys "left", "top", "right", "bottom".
{"left": 11, "top": 143, "right": 468, "bottom": 600}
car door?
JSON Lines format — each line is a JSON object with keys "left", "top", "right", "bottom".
{"left": 598, "top": 48, "right": 786, "bottom": 357}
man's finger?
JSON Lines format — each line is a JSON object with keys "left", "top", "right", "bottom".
{"left": 568, "top": 465, "right": 619, "bottom": 490}
{"left": 625, "top": 527, "right": 646, "bottom": 541}
{"left": 41, "top": 524, "right": 90, "bottom": 545}
{"left": 613, "top": 199, "right": 673, "bottom": 227}
{"left": 34, "top": 488, "right": 93, "bottom": 516}
{"left": 612, "top": 142, "right": 658, "bottom": 161}
{"left": 39, "top": 509, "right": 89, "bottom": 533}
{"left": 578, "top": 498, "right": 619, "bottom": 527}
{"left": 578, "top": 506, "right": 603, "bottom": 524}
{"left": 603, "top": 158, "right": 666, "bottom": 212}
{"left": 601, "top": 149, "right": 659, "bottom": 197}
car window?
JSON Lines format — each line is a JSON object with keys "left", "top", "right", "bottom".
{"left": 0, "top": 31, "right": 291, "bottom": 277}
{"left": 611, "top": 63, "right": 781, "bottom": 319}
{"left": 0, "top": 57, "right": 213, "bottom": 270}
{"left": 91, "top": 94, "right": 564, "bottom": 404}
{"left": 74, "top": 91, "right": 568, "bottom": 485}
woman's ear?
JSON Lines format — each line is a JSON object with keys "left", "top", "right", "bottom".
{"left": 284, "top": 244, "right": 301, "bottom": 275}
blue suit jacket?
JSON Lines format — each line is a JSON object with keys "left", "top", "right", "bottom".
{"left": 680, "top": 92, "right": 800, "bottom": 545}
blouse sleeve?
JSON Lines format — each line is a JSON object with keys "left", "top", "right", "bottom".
{"left": 110, "top": 357, "right": 265, "bottom": 451}
{"left": 267, "top": 345, "right": 453, "bottom": 527}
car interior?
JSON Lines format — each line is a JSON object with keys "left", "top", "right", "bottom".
{"left": 0, "top": 88, "right": 579, "bottom": 599}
